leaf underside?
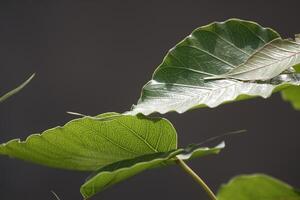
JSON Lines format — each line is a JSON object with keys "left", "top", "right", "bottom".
{"left": 0, "top": 113, "right": 177, "bottom": 171}
{"left": 130, "top": 19, "right": 300, "bottom": 115}
{"left": 217, "top": 174, "right": 300, "bottom": 200}
{"left": 80, "top": 142, "right": 224, "bottom": 199}
{"left": 0, "top": 73, "right": 35, "bottom": 103}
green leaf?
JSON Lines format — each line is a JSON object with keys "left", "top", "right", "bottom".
{"left": 80, "top": 142, "right": 224, "bottom": 199}
{"left": 130, "top": 19, "right": 300, "bottom": 115}
{"left": 281, "top": 64, "right": 300, "bottom": 110}
{"left": 214, "top": 36, "right": 300, "bottom": 81}
{"left": 0, "top": 73, "right": 35, "bottom": 103}
{"left": 0, "top": 111, "right": 225, "bottom": 198}
{"left": 0, "top": 112, "right": 177, "bottom": 171}
{"left": 217, "top": 174, "right": 300, "bottom": 200}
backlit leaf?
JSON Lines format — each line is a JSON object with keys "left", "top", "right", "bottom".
{"left": 281, "top": 64, "right": 300, "bottom": 110}
{"left": 80, "top": 142, "right": 224, "bottom": 199}
{"left": 0, "top": 113, "right": 177, "bottom": 171}
{"left": 217, "top": 174, "right": 300, "bottom": 200}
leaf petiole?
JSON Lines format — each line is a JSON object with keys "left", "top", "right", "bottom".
{"left": 176, "top": 159, "right": 217, "bottom": 200}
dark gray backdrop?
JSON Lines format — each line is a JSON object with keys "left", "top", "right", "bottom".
{"left": 0, "top": 1, "right": 299, "bottom": 199}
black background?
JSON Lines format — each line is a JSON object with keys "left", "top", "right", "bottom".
{"left": 0, "top": 1, "right": 300, "bottom": 200}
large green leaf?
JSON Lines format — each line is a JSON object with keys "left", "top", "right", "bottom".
{"left": 0, "top": 73, "right": 35, "bottom": 103}
{"left": 281, "top": 64, "right": 300, "bottom": 110}
{"left": 80, "top": 142, "right": 224, "bottom": 199}
{"left": 130, "top": 19, "right": 300, "bottom": 115}
{"left": 0, "top": 112, "right": 177, "bottom": 171}
{"left": 217, "top": 174, "right": 300, "bottom": 200}
{"left": 0, "top": 111, "right": 225, "bottom": 198}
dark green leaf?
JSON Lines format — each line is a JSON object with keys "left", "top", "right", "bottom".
{"left": 217, "top": 174, "right": 300, "bottom": 200}
{"left": 0, "top": 73, "right": 35, "bottom": 103}
{"left": 0, "top": 113, "right": 177, "bottom": 171}
{"left": 80, "top": 142, "right": 224, "bottom": 199}
{"left": 130, "top": 19, "right": 300, "bottom": 115}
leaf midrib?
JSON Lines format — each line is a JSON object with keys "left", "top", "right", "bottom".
{"left": 228, "top": 50, "right": 300, "bottom": 77}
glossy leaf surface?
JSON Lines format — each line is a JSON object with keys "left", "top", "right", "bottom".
{"left": 131, "top": 19, "right": 300, "bottom": 115}
{"left": 218, "top": 36, "right": 300, "bottom": 81}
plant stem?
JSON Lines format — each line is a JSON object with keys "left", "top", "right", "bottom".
{"left": 176, "top": 159, "right": 217, "bottom": 200}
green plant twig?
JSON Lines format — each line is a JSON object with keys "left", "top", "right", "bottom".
{"left": 0, "top": 73, "right": 35, "bottom": 103}
{"left": 51, "top": 190, "right": 61, "bottom": 200}
{"left": 176, "top": 159, "right": 217, "bottom": 200}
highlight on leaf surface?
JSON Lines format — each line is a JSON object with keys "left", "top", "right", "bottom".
{"left": 130, "top": 19, "right": 300, "bottom": 115}
{"left": 80, "top": 142, "right": 224, "bottom": 199}
{"left": 0, "top": 73, "right": 35, "bottom": 103}
{"left": 217, "top": 174, "right": 300, "bottom": 200}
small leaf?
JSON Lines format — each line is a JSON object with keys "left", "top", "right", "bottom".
{"left": 219, "top": 38, "right": 300, "bottom": 81}
{"left": 80, "top": 142, "right": 224, "bottom": 199}
{"left": 281, "top": 64, "right": 300, "bottom": 110}
{"left": 130, "top": 19, "right": 300, "bottom": 115}
{"left": 0, "top": 113, "right": 177, "bottom": 171}
{"left": 217, "top": 174, "right": 300, "bottom": 200}
{"left": 0, "top": 73, "right": 35, "bottom": 103}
